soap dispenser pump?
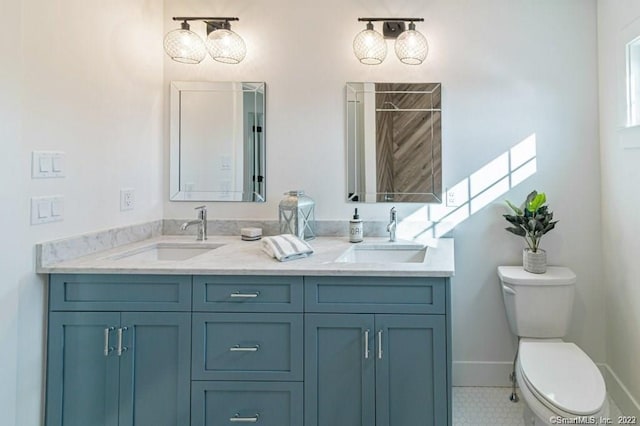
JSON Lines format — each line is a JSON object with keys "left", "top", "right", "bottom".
{"left": 349, "top": 208, "right": 363, "bottom": 243}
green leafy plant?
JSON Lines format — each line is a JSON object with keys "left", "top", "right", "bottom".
{"left": 503, "top": 190, "right": 558, "bottom": 253}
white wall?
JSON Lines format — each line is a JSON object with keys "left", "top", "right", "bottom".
{"left": 0, "top": 1, "right": 165, "bottom": 425}
{"left": 163, "top": 0, "right": 603, "bottom": 384}
{"left": 0, "top": 0, "right": 24, "bottom": 424}
{"left": 598, "top": 0, "right": 640, "bottom": 415}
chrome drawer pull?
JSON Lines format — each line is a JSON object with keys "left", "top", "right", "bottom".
{"left": 377, "top": 330, "right": 383, "bottom": 360}
{"left": 230, "top": 291, "right": 260, "bottom": 298}
{"left": 103, "top": 327, "right": 115, "bottom": 356}
{"left": 229, "top": 413, "right": 259, "bottom": 422}
{"left": 229, "top": 344, "right": 260, "bottom": 352}
{"left": 364, "top": 329, "right": 370, "bottom": 359}
{"left": 117, "top": 327, "right": 128, "bottom": 356}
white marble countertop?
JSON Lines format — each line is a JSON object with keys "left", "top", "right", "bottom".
{"left": 37, "top": 235, "right": 455, "bottom": 277}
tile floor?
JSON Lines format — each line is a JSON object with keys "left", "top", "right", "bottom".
{"left": 453, "top": 387, "right": 624, "bottom": 425}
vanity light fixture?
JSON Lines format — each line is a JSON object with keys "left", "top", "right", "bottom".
{"left": 353, "top": 21, "right": 387, "bottom": 65}
{"left": 354, "top": 18, "right": 428, "bottom": 65}
{"left": 164, "top": 17, "right": 246, "bottom": 64}
{"left": 164, "top": 20, "right": 207, "bottom": 64}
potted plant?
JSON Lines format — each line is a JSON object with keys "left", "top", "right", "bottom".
{"left": 503, "top": 190, "right": 558, "bottom": 273}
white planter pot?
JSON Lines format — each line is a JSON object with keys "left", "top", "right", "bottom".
{"left": 523, "top": 248, "right": 547, "bottom": 274}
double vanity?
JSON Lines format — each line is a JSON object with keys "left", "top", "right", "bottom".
{"left": 39, "top": 234, "right": 454, "bottom": 426}
{"left": 35, "top": 73, "right": 449, "bottom": 425}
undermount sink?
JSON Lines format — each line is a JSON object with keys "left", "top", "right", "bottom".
{"left": 107, "top": 242, "right": 225, "bottom": 262}
{"left": 335, "top": 243, "right": 428, "bottom": 264}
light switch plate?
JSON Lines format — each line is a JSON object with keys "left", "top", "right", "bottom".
{"left": 32, "top": 151, "right": 65, "bottom": 178}
{"left": 31, "top": 196, "right": 64, "bottom": 225}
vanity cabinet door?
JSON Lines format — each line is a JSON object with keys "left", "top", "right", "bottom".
{"left": 375, "top": 315, "right": 448, "bottom": 426}
{"left": 304, "top": 314, "right": 375, "bottom": 426}
{"left": 45, "top": 312, "right": 120, "bottom": 426}
{"left": 118, "top": 312, "right": 191, "bottom": 426}
{"left": 46, "top": 311, "right": 191, "bottom": 426}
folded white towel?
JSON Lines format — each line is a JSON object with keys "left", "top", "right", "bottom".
{"left": 262, "top": 234, "right": 314, "bottom": 262}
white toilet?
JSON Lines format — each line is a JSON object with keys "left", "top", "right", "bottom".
{"left": 498, "top": 266, "right": 608, "bottom": 425}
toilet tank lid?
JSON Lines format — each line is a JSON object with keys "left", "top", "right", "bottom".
{"left": 498, "top": 266, "right": 576, "bottom": 285}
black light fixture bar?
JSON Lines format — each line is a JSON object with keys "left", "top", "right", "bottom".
{"left": 357, "top": 17, "right": 424, "bottom": 22}
{"left": 357, "top": 17, "right": 424, "bottom": 39}
{"left": 172, "top": 17, "right": 239, "bottom": 22}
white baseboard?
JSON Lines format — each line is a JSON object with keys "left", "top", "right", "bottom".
{"left": 453, "top": 361, "right": 514, "bottom": 387}
{"left": 601, "top": 364, "right": 640, "bottom": 417}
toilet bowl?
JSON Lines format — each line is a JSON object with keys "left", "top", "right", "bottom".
{"left": 516, "top": 339, "right": 608, "bottom": 425}
{"left": 498, "top": 266, "right": 609, "bottom": 425}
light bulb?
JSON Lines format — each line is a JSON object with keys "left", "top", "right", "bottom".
{"left": 353, "top": 22, "right": 387, "bottom": 65}
{"left": 206, "top": 28, "right": 246, "bottom": 64}
{"left": 163, "top": 22, "right": 206, "bottom": 64}
{"left": 394, "top": 22, "right": 428, "bottom": 65}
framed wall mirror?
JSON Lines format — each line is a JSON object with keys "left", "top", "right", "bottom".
{"left": 346, "top": 82, "right": 442, "bottom": 203}
{"left": 170, "top": 81, "right": 266, "bottom": 202}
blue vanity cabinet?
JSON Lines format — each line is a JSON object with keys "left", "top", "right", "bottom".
{"left": 117, "top": 312, "right": 191, "bottom": 426}
{"left": 46, "top": 272, "right": 451, "bottom": 426}
{"left": 190, "top": 275, "right": 304, "bottom": 426}
{"left": 46, "top": 312, "right": 121, "bottom": 426}
{"left": 304, "top": 314, "right": 376, "bottom": 426}
{"left": 46, "top": 275, "right": 192, "bottom": 426}
{"left": 304, "top": 276, "right": 451, "bottom": 426}
{"left": 374, "top": 314, "right": 447, "bottom": 426}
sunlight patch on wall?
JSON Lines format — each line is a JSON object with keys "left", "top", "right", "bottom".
{"left": 397, "top": 134, "right": 537, "bottom": 242}
{"left": 470, "top": 153, "right": 509, "bottom": 198}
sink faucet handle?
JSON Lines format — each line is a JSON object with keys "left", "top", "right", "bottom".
{"left": 194, "top": 205, "right": 207, "bottom": 219}
{"left": 387, "top": 207, "right": 397, "bottom": 242}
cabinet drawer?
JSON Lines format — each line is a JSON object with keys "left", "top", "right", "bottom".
{"left": 305, "top": 276, "right": 446, "bottom": 314}
{"left": 49, "top": 274, "right": 192, "bottom": 311}
{"left": 191, "top": 381, "right": 302, "bottom": 426}
{"left": 193, "top": 276, "right": 303, "bottom": 312}
{"left": 192, "top": 313, "right": 303, "bottom": 381}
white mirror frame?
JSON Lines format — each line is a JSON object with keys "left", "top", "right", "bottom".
{"left": 169, "top": 81, "right": 266, "bottom": 201}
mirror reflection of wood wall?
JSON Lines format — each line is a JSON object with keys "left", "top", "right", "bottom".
{"left": 375, "top": 83, "right": 441, "bottom": 202}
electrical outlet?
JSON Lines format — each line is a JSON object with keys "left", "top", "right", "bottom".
{"left": 445, "top": 181, "right": 470, "bottom": 208}
{"left": 446, "top": 188, "right": 459, "bottom": 207}
{"left": 120, "top": 188, "right": 135, "bottom": 211}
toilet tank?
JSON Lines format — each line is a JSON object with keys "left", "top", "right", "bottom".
{"left": 498, "top": 266, "right": 576, "bottom": 338}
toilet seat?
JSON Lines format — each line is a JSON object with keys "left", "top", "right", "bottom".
{"left": 519, "top": 340, "right": 606, "bottom": 416}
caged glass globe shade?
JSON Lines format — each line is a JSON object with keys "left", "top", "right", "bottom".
{"left": 163, "top": 27, "right": 207, "bottom": 64}
{"left": 353, "top": 23, "right": 387, "bottom": 65}
{"left": 206, "top": 29, "right": 247, "bottom": 64}
{"left": 394, "top": 23, "right": 429, "bottom": 65}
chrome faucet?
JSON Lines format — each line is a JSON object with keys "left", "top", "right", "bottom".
{"left": 387, "top": 207, "right": 397, "bottom": 242}
{"left": 181, "top": 205, "right": 207, "bottom": 241}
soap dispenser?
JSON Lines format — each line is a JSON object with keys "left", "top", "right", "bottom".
{"left": 349, "top": 208, "right": 363, "bottom": 243}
